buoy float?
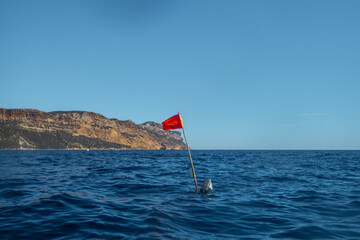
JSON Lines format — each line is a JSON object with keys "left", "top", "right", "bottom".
{"left": 200, "top": 179, "right": 213, "bottom": 193}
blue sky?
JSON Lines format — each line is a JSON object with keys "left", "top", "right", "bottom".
{"left": 1, "top": 0, "right": 359, "bottom": 149}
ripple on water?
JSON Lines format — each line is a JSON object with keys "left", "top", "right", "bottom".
{"left": 0, "top": 150, "right": 360, "bottom": 239}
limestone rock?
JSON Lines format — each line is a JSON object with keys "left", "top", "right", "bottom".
{"left": 0, "top": 108, "right": 187, "bottom": 150}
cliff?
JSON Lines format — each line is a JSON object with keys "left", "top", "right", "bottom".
{"left": 0, "top": 108, "right": 186, "bottom": 150}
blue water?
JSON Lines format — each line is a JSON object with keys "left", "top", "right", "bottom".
{"left": 1, "top": 150, "right": 360, "bottom": 239}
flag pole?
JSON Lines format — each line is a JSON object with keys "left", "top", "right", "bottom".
{"left": 180, "top": 113, "right": 198, "bottom": 192}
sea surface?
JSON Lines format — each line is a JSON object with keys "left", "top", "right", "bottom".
{"left": 0, "top": 150, "right": 360, "bottom": 239}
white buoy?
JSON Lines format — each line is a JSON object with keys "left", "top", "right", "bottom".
{"left": 200, "top": 179, "right": 213, "bottom": 193}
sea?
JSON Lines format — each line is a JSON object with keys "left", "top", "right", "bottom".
{"left": 0, "top": 150, "right": 360, "bottom": 239}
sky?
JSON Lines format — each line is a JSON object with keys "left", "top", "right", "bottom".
{"left": 1, "top": 0, "right": 359, "bottom": 150}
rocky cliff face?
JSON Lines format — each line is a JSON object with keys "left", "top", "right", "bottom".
{"left": 0, "top": 108, "right": 186, "bottom": 150}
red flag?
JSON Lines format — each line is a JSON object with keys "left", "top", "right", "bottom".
{"left": 162, "top": 113, "right": 183, "bottom": 130}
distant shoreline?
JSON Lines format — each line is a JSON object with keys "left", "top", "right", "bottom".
{"left": 0, "top": 108, "right": 187, "bottom": 150}
{"left": 1, "top": 149, "right": 359, "bottom": 151}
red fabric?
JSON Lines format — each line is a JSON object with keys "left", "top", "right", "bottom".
{"left": 162, "top": 114, "right": 183, "bottom": 130}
